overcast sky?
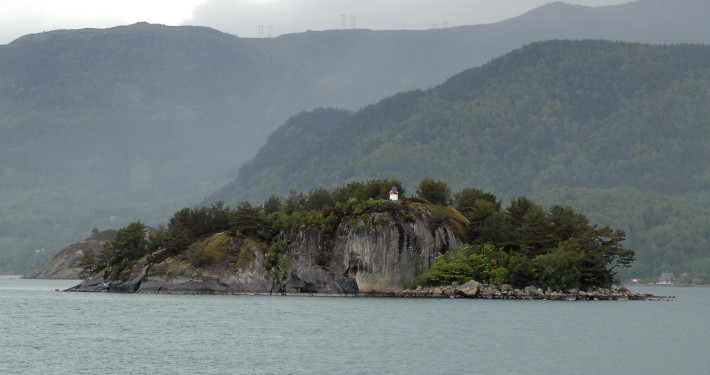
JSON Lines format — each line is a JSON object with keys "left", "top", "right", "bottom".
{"left": 1, "top": 0, "right": 633, "bottom": 44}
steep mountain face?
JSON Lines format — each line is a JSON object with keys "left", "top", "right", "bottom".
{"left": 211, "top": 40, "right": 710, "bottom": 281}
{"left": 23, "top": 230, "right": 117, "bottom": 279}
{"left": 2, "top": 0, "right": 710, "bottom": 273}
{"left": 71, "top": 203, "right": 466, "bottom": 294}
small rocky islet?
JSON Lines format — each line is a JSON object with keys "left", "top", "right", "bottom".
{"left": 393, "top": 281, "right": 673, "bottom": 301}
{"left": 33, "top": 193, "right": 668, "bottom": 301}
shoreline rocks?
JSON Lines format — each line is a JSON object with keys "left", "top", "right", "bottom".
{"left": 389, "top": 281, "right": 674, "bottom": 301}
{"left": 66, "top": 278, "right": 674, "bottom": 301}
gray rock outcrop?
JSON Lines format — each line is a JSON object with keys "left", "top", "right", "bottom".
{"left": 23, "top": 230, "right": 117, "bottom": 279}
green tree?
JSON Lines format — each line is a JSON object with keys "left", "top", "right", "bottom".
{"left": 230, "top": 201, "right": 263, "bottom": 237}
{"left": 455, "top": 187, "right": 501, "bottom": 242}
{"left": 416, "top": 178, "right": 451, "bottom": 206}
{"left": 477, "top": 212, "right": 513, "bottom": 247}
{"left": 490, "top": 267, "right": 510, "bottom": 285}
{"left": 519, "top": 208, "right": 555, "bottom": 256}
{"left": 572, "top": 225, "right": 635, "bottom": 288}
{"left": 455, "top": 187, "right": 500, "bottom": 218}
{"left": 418, "top": 254, "right": 474, "bottom": 286}
{"left": 505, "top": 196, "right": 554, "bottom": 254}
{"left": 284, "top": 190, "right": 307, "bottom": 214}
{"left": 506, "top": 196, "right": 539, "bottom": 229}
{"left": 305, "top": 187, "right": 335, "bottom": 211}
{"left": 107, "top": 222, "right": 148, "bottom": 263}
{"left": 533, "top": 248, "right": 582, "bottom": 290}
{"left": 186, "top": 240, "right": 211, "bottom": 268}
{"left": 547, "top": 205, "right": 589, "bottom": 243}
{"left": 262, "top": 195, "right": 282, "bottom": 215}
{"left": 147, "top": 225, "right": 167, "bottom": 253}
{"left": 507, "top": 254, "right": 536, "bottom": 287}
{"left": 100, "top": 221, "right": 148, "bottom": 279}
{"left": 168, "top": 207, "right": 200, "bottom": 239}
{"left": 162, "top": 221, "right": 192, "bottom": 255}
{"left": 206, "top": 201, "right": 232, "bottom": 234}
{"left": 77, "top": 249, "right": 97, "bottom": 277}
{"left": 417, "top": 243, "right": 507, "bottom": 286}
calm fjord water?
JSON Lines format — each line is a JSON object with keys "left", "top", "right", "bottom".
{"left": 1, "top": 276, "right": 708, "bottom": 375}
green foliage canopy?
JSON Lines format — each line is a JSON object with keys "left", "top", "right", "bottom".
{"left": 96, "top": 221, "right": 148, "bottom": 279}
{"left": 419, "top": 189, "right": 635, "bottom": 289}
{"left": 416, "top": 178, "right": 451, "bottom": 206}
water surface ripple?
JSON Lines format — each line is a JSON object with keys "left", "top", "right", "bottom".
{"left": 2, "top": 277, "right": 707, "bottom": 374}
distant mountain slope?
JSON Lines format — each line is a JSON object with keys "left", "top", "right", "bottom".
{"left": 210, "top": 40, "right": 710, "bottom": 280}
{"left": 215, "top": 40, "right": 710, "bottom": 201}
{"left": 2, "top": 0, "right": 710, "bottom": 273}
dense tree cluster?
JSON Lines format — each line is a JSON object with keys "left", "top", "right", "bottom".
{"left": 419, "top": 191, "right": 634, "bottom": 289}
{"left": 83, "top": 221, "right": 149, "bottom": 280}
{"left": 531, "top": 187, "right": 710, "bottom": 283}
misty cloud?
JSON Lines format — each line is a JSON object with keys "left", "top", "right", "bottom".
{"left": 184, "top": 0, "right": 632, "bottom": 38}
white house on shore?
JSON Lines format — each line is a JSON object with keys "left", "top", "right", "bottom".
{"left": 657, "top": 272, "right": 675, "bottom": 285}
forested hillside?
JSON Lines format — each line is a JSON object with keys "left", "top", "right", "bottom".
{"left": 2, "top": 0, "right": 710, "bottom": 273}
{"left": 211, "top": 40, "right": 710, "bottom": 281}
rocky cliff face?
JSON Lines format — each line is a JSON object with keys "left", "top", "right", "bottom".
{"left": 70, "top": 203, "right": 466, "bottom": 294}
{"left": 24, "top": 230, "right": 117, "bottom": 279}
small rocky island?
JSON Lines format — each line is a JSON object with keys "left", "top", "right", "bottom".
{"left": 49, "top": 180, "right": 669, "bottom": 300}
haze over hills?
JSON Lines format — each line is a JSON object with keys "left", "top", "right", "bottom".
{"left": 210, "top": 40, "right": 710, "bottom": 281}
{"left": 1, "top": 0, "right": 709, "bottom": 272}
{"left": 502, "top": 0, "right": 710, "bottom": 44}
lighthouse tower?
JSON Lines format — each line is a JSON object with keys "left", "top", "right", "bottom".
{"left": 389, "top": 185, "right": 399, "bottom": 201}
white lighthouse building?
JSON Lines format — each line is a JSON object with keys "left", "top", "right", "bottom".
{"left": 389, "top": 185, "right": 399, "bottom": 201}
